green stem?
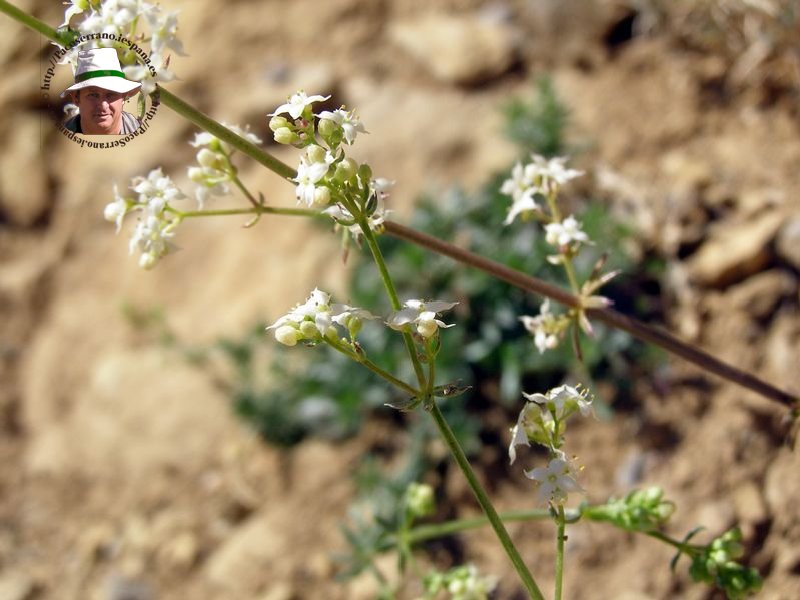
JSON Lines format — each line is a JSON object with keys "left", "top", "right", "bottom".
{"left": 427, "top": 402, "right": 546, "bottom": 600}
{"left": 171, "top": 206, "right": 318, "bottom": 219}
{"left": 158, "top": 89, "right": 297, "bottom": 181}
{"left": 402, "top": 509, "right": 557, "bottom": 547}
{"left": 359, "top": 219, "right": 427, "bottom": 389}
{"left": 325, "top": 338, "right": 420, "bottom": 397}
{"left": 555, "top": 505, "right": 566, "bottom": 600}
{"left": 230, "top": 175, "right": 261, "bottom": 209}
{"left": 0, "top": 0, "right": 59, "bottom": 40}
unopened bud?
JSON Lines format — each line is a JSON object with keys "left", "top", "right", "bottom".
{"left": 274, "top": 325, "right": 300, "bottom": 346}
{"left": 273, "top": 127, "right": 297, "bottom": 145}
{"left": 269, "top": 115, "right": 290, "bottom": 132}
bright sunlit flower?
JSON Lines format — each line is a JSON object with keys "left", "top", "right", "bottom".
{"left": 318, "top": 107, "right": 368, "bottom": 145}
{"left": 387, "top": 299, "right": 458, "bottom": 338}
{"left": 267, "top": 289, "right": 377, "bottom": 346}
{"left": 270, "top": 91, "right": 331, "bottom": 120}
{"left": 525, "top": 455, "right": 584, "bottom": 505}
{"left": 131, "top": 167, "right": 185, "bottom": 214}
{"left": 523, "top": 384, "right": 594, "bottom": 420}
{"left": 104, "top": 184, "right": 130, "bottom": 233}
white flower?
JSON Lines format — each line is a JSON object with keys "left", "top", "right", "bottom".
{"left": 61, "top": 0, "right": 90, "bottom": 27}
{"left": 523, "top": 384, "right": 593, "bottom": 420}
{"left": 123, "top": 62, "right": 175, "bottom": 97}
{"left": 104, "top": 184, "right": 129, "bottom": 233}
{"left": 525, "top": 456, "right": 584, "bottom": 505}
{"left": 501, "top": 161, "right": 543, "bottom": 225}
{"left": 387, "top": 299, "right": 458, "bottom": 338}
{"left": 293, "top": 150, "right": 334, "bottom": 207}
{"left": 266, "top": 289, "right": 376, "bottom": 346}
{"left": 145, "top": 9, "right": 186, "bottom": 57}
{"left": 131, "top": 167, "right": 185, "bottom": 213}
{"left": 128, "top": 212, "right": 179, "bottom": 270}
{"left": 529, "top": 154, "right": 584, "bottom": 194}
{"left": 318, "top": 107, "right": 368, "bottom": 144}
{"left": 508, "top": 404, "right": 533, "bottom": 464}
{"left": 270, "top": 91, "right": 331, "bottom": 120}
{"left": 519, "top": 299, "right": 561, "bottom": 354}
{"left": 544, "top": 215, "right": 590, "bottom": 247}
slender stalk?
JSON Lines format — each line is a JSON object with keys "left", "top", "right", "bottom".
{"left": 171, "top": 206, "right": 318, "bottom": 219}
{"left": 402, "top": 509, "right": 557, "bottom": 546}
{"left": 360, "top": 220, "right": 428, "bottom": 389}
{"left": 428, "top": 402, "right": 546, "bottom": 600}
{"left": 384, "top": 221, "right": 798, "bottom": 410}
{"left": 4, "top": 0, "right": 796, "bottom": 410}
{"left": 0, "top": 0, "right": 59, "bottom": 39}
{"left": 158, "top": 88, "right": 297, "bottom": 181}
{"left": 555, "top": 505, "right": 566, "bottom": 600}
{"left": 230, "top": 175, "right": 261, "bottom": 209}
{"left": 325, "top": 339, "right": 420, "bottom": 397}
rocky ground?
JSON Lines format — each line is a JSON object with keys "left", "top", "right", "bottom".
{"left": 0, "top": 1, "right": 799, "bottom": 599}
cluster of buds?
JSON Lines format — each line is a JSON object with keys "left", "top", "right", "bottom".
{"left": 268, "top": 91, "right": 392, "bottom": 245}
{"left": 104, "top": 168, "right": 185, "bottom": 269}
{"left": 501, "top": 154, "right": 617, "bottom": 355}
{"left": 187, "top": 125, "right": 262, "bottom": 208}
{"left": 509, "top": 384, "right": 593, "bottom": 506}
{"left": 687, "top": 529, "right": 763, "bottom": 599}
{"left": 266, "top": 288, "right": 378, "bottom": 347}
{"left": 404, "top": 482, "right": 436, "bottom": 521}
{"left": 587, "top": 487, "right": 676, "bottom": 532}
{"left": 62, "top": 0, "right": 185, "bottom": 95}
{"left": 422, "top": 564, "right": 498, "bottom": 600}
{"left": 268, "top": 290, "right": 458, "bottom": 348}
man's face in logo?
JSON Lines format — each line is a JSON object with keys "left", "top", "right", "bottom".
{"left": 74, "top": 86, "right": 126, "bottom": 134}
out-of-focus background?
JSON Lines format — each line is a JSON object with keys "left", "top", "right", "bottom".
{"left": 1, "top": 0, "right": 799, "bottom": 598}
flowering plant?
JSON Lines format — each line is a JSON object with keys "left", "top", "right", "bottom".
{"left": 3, "top": 1, "right": 796, "bottom": 598}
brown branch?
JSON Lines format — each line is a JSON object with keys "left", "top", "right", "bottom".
{"left": 384, "top": 220, "right": 798, "bottom": 410}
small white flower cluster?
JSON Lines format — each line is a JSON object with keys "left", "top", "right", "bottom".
{"left": 104, "top": 168, "right": 185, "bottom": 269}
{"left": 518, "top": 299, "right": 570, "bottom": 354}
{"left": 268, "top": 291, "right": 458, "bottom": 346}
{"left": 266, "top": 288, "right": 378, "bottom": 347}
{"left": 501, "top": 154, "right": 583, "bottom": 226}
{"left": 268, "top": 91, "right": 391, "bottom": 242}
{"left": 187, "top": 125, "right": 262, "bottom": 208}
{"left": 423, "top": 564, "right": 498, "bottom": 600}
{"left": 62, "top": 0, "right": 185, "bottom": 95}
{"left": 509, "top": 384, "right": 593, "bottom": 505}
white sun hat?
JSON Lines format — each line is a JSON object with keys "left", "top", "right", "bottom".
{"left": 60, "top": 48, "right": 142, "bottom": 98}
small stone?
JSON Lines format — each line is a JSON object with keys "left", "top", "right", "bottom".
{"left": 776, "top": 215, "right": 800, "bottom": 271}
{"left": 0, "top": 573, "right": 36, "bottom": 600}
{"left": 733, "top": 482, "right": 767, "bottom": 525}
{"left": 687, "top": 210, "right": 785, "bottom": 287}
{"left": 158, "top": 531, "right": 199, "bottom": 571}
{"left": 390, "top": 14, "right": 519, "bottom": 85}
{"left": 105, "top": 574, "right": 153, "bottom": 600}
{"left": 726, "top": 270, "right": 796, "bottom": 320}
{"left": 0, "top": 115, "right": 51, "bottom": 227}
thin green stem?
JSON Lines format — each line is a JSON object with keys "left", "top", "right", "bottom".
{"left": 360, "top": 219, "right": 427, "bottom": 389}
{"left": 158, "top": 88, "right": 297, "bottom": 181}
{"left": 427, "top": 402, "right": 546, "bottom": 600}
{"left": 325, "top": 338, "right": 420, "bottom": 397}
{"left": 169, "top": 206, "right": 318, "bottom": 219}
{"left": 555, "top": 505, "right": 566, "bottom": 600}
{"left": 0, "top": 0, "right": 59, "bottom": 40}
{"left": 230, "top": 175, "right": 261, "bottom": 209}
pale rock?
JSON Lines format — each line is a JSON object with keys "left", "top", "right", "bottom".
{"left": 258, "top": 582, "right": 294, "bottom": 600}
{"left": 687, "top": 210, "right": 785, "bottom": 287}
{"left": 776, "top": 215, "right": 800, "bottom": 271}
{"left": 0, "top": 573, "right": 36, "bottom": 600}
{"left": 733, "top": 481, "right": 767, "bottom": 524}
{"left": 726, "top": 270, "right": 796, "bottom": 320}
{"left": 389, "top": 14, "right": 519, "bottom": 85}
{"left": 0, "top": 115, "right": 51, "bottom": 227}
{"left": 158, "top": 531, "right": 199, "bottom": 571}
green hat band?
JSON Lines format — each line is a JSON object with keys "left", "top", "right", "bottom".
{"left": 75, "top": 69, "right": 127, "bottom": 83}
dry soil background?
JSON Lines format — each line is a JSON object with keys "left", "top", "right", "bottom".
{"left": 0, "top": 1, "right": 799, "bottom": 599}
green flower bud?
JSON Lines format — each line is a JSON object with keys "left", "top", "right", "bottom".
{"left": 273, "top": 127, "right": 298, "bottom": 145}
{"left": 317, "top": 117, "right": 337, "bottom": 138}
{"left": 299, "top": 321, "right": 318, "bottom": 339}
{"left": 306, "top": 144, "right": 326, "bottom": 164}
{"left": 269, "top": 115, "right": 290, "bottom": 132}
{"left": 406, "top": 482, "right": 436, "bottom": 519}
{"left": 334, "top": 158, "right": 357, "bottom": 183}
{"left": 357, "top": 163, "right": 372, "bottom": 183}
